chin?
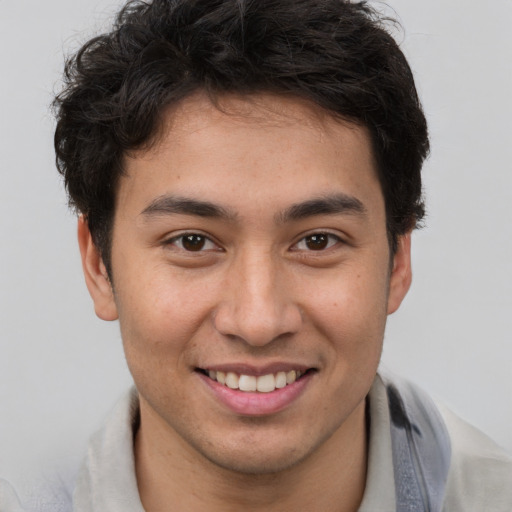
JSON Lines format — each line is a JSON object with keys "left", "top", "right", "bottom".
{"left": 192, "top": 425, "right": 329, "bottom": 476}
{"left": 203, "top": 447, "right": 308, "bottom": 476}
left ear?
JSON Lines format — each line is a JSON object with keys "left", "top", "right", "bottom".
{"left": 387, "top": 232, "right": 412, "bottom": 315}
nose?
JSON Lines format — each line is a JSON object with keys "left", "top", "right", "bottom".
{"left": 213, "top": 249, "right": 302, "bottom": 346}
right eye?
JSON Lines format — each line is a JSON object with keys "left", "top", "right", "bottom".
{"left": 166, "top": 233, "right": 219, "bottom": 252}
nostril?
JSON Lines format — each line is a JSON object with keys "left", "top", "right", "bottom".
{"left": 213, "top": 305, "right": 302, "bottom": 348}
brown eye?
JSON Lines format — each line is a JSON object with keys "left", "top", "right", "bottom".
{"left": 305, "top": 234, "right": 329, "bottom": 250}
{"left": 182, "top": 234, "right": 206, "bottom": 251}
{"left": 167, "top": 233, "right": 219, "bottom": 252}
{"left": 293, "top": 233, "right": 341, "bottom": 252}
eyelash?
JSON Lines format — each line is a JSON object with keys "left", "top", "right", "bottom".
{"left": 292, "top": 232, "right": 342, "bottom": 252}
{"left": 165, "top": 233, "right": 220, "bottom": 252}
{"left": 164, "top": 232, "right": 343, "bottom": 253}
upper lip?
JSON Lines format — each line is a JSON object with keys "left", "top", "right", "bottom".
{"left": 197, "top": 362, "right": 314, "bottom": 376}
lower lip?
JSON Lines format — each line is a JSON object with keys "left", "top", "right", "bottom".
{"left": 199, "top": 372, "right": 314, "bottom": 416}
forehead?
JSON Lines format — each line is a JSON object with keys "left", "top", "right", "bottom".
{"left": 160, "top": 92, "right": 374, "bottom": 161}
{"left": 119, "top": 92, "right": 382, "bottom": 219}
{"left": 160, "top": 92, "right": 352, "bottom": 135}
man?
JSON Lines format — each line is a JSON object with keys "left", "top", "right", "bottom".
{"left": 2, "top": 0, "right": 511, "bottom": 510}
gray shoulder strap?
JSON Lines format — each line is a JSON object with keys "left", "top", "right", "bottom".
{"left": 380, "top": 374, "right": 451, "bottom": 512}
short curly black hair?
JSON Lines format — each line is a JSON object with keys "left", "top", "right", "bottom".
{"left": 54, "top": 0, "right": 429, "bottom": 271}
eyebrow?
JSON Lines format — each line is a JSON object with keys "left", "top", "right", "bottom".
{"left": 276, "top": 194, "right": 366, "bottom": 223}
{"left": 140, "top": 192, "right": 366, "bottom": 224}
{"left": 140, "top": 195, "right": 238, "bottom": 221}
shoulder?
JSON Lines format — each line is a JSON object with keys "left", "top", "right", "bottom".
{"left": 377, "top": 372, "right": 512, "bottom": 511}
{"left": 0, "top": 476, "right": 73, "bottom": 512}
{"left": 437, "top": 403, "right": 512, "bottom": 512}
{"left": 0, "top": 462, "right": 76, "bottom": 512}
{"left": 0, "top": 478, "right": 25, "bottom": 512}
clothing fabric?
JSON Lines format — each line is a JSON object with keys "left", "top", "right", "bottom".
{"left": 3, "top": 373, "right": 512, "bottom": 511}
{"left": 0, "top": 479, "right": 26, "bottom": 512}
{"left": 359, "top": 374, "right": 512, "bottom": 511}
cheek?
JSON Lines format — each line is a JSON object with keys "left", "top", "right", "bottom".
{"left": 114, "top": 269, "right": 217, "bottom": 374}
{"left": 302, "top": 264, "right": 390, "bottom": 359}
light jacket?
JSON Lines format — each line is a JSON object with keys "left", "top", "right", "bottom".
{"left": 3, "top": 372, "right": 511, "bottom": 511}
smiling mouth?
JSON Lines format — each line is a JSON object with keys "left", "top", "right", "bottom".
{"left": 197, "top": 368, "right": 314, "bottom": 393}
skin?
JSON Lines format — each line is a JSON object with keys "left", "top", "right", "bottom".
{"left": 79, "top": 92, "right": 412, "bottom": 512}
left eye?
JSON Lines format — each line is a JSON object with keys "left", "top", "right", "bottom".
{"left": 294, "top": 233, "right": 341, "bottom": 251}
{"left": 168, "top": 234, "right": 218, "bottom": 252}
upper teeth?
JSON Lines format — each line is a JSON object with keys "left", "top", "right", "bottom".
{"left": 207, "top": 370, "right": 304, "bottom": 393}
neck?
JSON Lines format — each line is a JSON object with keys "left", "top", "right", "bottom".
{"left": 135, "top": 399, "right": 368, "bottom": 512}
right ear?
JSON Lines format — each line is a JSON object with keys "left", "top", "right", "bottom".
{"left": 77, "top": 216, "right": 118, "bottom": 321}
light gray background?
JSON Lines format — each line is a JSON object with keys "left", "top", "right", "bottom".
{"left": 1, "top": 0, "right": 511, "bottom": 479}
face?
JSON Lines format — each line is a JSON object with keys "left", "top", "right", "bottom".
{"left": 80, "top": 93, "right": 411, "bottom": 475}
